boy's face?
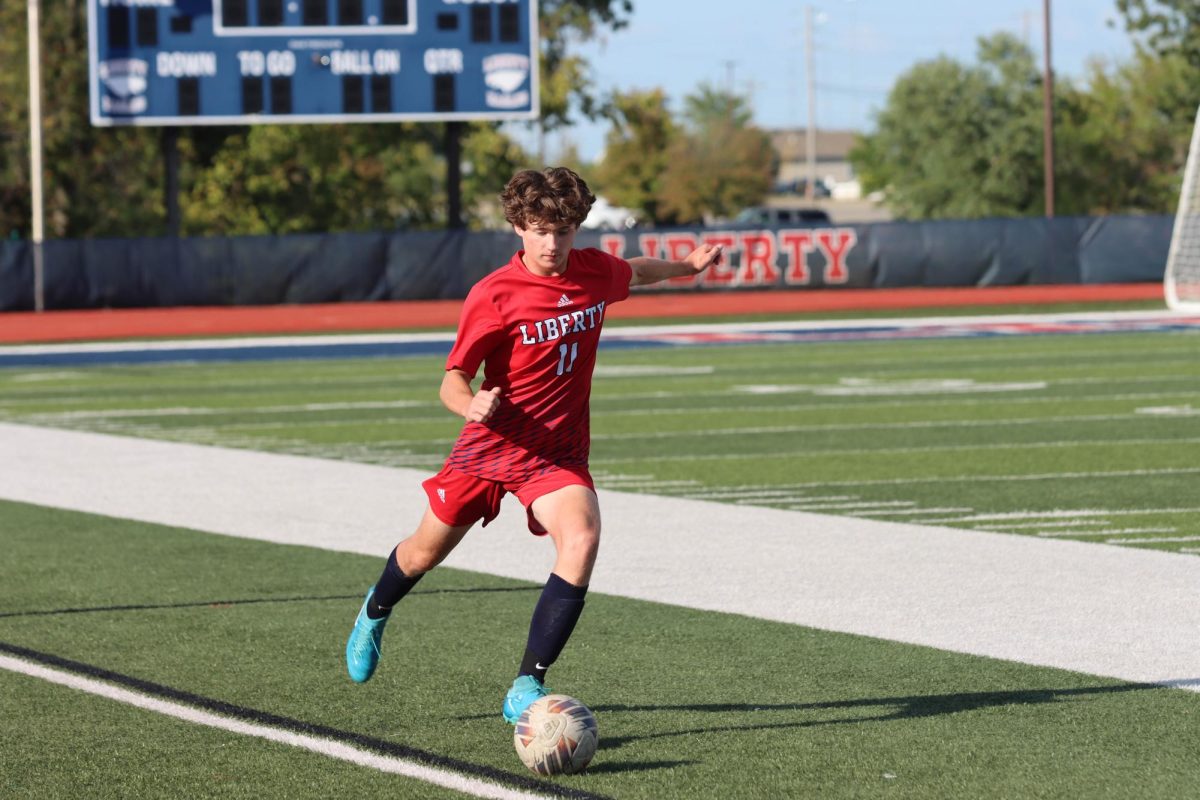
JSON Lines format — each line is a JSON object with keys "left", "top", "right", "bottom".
{"left": 514, "top": 218, "right": 578, "bottom": 276}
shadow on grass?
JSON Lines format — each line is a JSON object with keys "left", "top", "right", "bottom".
{"left": 0, "top": 585, "right": 538, "bottom": 619}
{"left": 593, "top": 683, "right": 1168, "bottom": 749}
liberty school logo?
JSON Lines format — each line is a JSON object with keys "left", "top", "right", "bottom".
{"left": 98, "top": 59, "right": 149, "bottom": 115}
{"left": 519, "top": 300, "right": 607, "bottom": 345}
{"left": 483, "top": 53, "right": 531, "bottom": 110}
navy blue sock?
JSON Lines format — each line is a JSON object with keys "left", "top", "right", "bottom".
{"left": 518, "top": 573, "right": 588, "bottom": 682}
{"left": 366, "top": 546, "right": 423, "bottom": 619}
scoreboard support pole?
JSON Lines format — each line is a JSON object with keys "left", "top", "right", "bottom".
{"left": 27, "top": 0, "right": 46, "bottom": 312}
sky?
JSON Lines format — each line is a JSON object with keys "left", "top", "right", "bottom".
{"left": 508, "top": 0, "right": 1138, "bottom": 162}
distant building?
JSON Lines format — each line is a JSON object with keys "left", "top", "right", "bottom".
{"left": 769, "top": 128, "right": 860, "bottom": 188}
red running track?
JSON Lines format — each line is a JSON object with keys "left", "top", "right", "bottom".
{"left": 0, "top": 284, "right": 1165, "bottom": 344}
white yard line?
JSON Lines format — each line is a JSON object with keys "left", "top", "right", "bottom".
{"left": 0, "top": 655, "right": 551, "bottom": 800}
{"left": 1, "top": 421, "right": 1198, "bottom": 693}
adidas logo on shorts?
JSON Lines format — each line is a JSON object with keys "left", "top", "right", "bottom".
{"left": 556, "top": 294, "right": 571, "bottom": 307}
{"left": 436, "top": 488, "right": 446, "bottom": 503}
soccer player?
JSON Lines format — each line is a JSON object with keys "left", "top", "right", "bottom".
{"left": 344, "top": 166, "right": 723, "bottom": 723}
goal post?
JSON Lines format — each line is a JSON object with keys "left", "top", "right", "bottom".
{"left": 1165, "top": 104, "right": 1200, "bottom": 311}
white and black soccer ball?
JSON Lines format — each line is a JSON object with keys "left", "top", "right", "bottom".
{"left": 512, "top": 694, "right": 599, "bottom": 776}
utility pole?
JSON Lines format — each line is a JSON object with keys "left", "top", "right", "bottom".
{"left": 1042, "top": 0, "right": 1056, "bottom": 218}
{"left": 804, "top": 5, "right": 818, "bottom": 201}
{"left": 27, "top": 0, "right": 45, "bottom": 311}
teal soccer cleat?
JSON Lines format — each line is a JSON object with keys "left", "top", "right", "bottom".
{"left": 345, "top": 588, "right": 388, "bottom": 683}
{"left": 502, "top": 674, "right": 549, "bottom": 724}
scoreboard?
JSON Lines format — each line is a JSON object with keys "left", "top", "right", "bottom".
{"left": 87, "top": 0, "right": 539, "bottom": 125}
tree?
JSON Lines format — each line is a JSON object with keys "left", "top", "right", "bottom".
{"left": 593, "top": 89, "right": 680, "bottom": 224}
{"left": 850, "top": 33, "right": 1057, "bottom": 219}
{"left": 1, "top": 0, "right": 164, "bottom": 238}
{"left": 1116, "top": 0, "right": 1200, "bottom": 70}
{"left": 536, "top": 0, "right": 633, "bottom": 134}
{"left": 0, "top": 0, "right": 631, "bottom": 238}
{"left": 593, "top": 84, "right": 774, "bottom": 226}
{"left": 852, "top": 29, "right": 1199, "bottom": 219}
{"left": 658, "top": 84, "right": 775, "bottom": 223}
{"left": 1069, "top": 49, "right": 1198, "bottom": 213}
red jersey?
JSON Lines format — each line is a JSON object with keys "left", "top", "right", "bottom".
{"left": 443, "top": 247, "right": 633, "bottom": 482}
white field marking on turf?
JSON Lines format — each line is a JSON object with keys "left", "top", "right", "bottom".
{"left": 1037, "top": 528, "right": 1178, "bottom": 538}
{"left": 593, "top": 365, "right": 715, "bottom": 377}
{"left": 26, "top": 400, "right": 429, "bottom": 420}
{"left": 0, "top": 655, "right": 552, "bottom": 800}
{"left": 922, "top": 508, "right": 1200, "bottom": 524}
{"left": 1106, "top": 535, "right": 1200, "bottom": 545}
{"left": 6, "top": 371, "right": 88, "bottom": 382}
{"left": 681, "top": 490, "right": 852, "bottom": 500}
{"left": 736, "top": 379, "right": 1049, "bottom": 396}
{"left": 589, "top": 414, "right": 1156, "bottom": 441}
{"left": 5, "top": 422, "right": 1200, "bottom": 692}
{"left": 1137, "top": 404, "right": 1199, "bottom": 416}
{"left": 591, "top": 388, "right": 1200, "bottom": 418}
{"left": 592, "top": 438, "right": 1200, "bottom": 463}
{"left": 785, "top": 501, "right": 918, "bottom": 511}
{"left": 986, "top": 520, "right": 1111, "bottom": 530}
{"left": 861, "top": 507, "right": 975, "bottom": 517}
{"left": 2, "top": 308, "right": 1189, "bottom": 358}
{"left": 16, "top": 384, "right": 1194, "bottom": 422}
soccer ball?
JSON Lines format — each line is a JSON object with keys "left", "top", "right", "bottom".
{"left": 512, "top": 694, "right": 599, "bottom": 776}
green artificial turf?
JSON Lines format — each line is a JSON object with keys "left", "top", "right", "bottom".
{"left": 2, "top": 500, "right": 1198, "bottom": 799}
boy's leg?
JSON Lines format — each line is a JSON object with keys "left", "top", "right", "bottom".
{"left": 502, "top": 484, "right": 600, "bottom": 722}
{"left": 346, "top": 507, "right": 473, "bottom": 683}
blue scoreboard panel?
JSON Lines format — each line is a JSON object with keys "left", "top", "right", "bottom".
{"left": 88, "top": 0, "right": 538, "bottom": 125}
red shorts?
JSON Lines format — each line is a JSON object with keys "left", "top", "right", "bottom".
{"left": 421, "top": 464, "right": 595, "bottom": 535}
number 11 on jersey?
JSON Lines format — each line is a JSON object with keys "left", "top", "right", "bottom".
{"left": 556, "top": 342, "right": 578, "bottom": 375}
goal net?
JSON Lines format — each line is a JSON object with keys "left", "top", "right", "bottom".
{"left": 1165, "top": 104, "right": 1200, "bottom": 311}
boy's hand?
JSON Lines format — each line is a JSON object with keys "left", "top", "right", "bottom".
{"left": 466, "top": 386, "right": 502, "bottom": 423}
{"left": 685, "top": 244, "right": 723, "bottom": 275}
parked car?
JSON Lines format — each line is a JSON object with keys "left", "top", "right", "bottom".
{"left": 773, "top": 178, "right": 832, "bottom": 198}
{"left": 732, "top": 206, "right": 831, "bottom": 226}
{"left": 581, "top": 196, "right": 640, "bottom": 230}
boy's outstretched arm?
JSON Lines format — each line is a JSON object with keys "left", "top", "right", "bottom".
{"left": 628, "top": 244, "right": 724, "bottom": 287}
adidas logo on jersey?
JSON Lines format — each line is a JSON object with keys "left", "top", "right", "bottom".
{"left": 557, "top": 294, "right": 571, "bottom": 307}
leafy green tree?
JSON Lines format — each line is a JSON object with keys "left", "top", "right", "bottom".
{"left": 1, "top": 0, "right": 630, "bottom": 237}
{"left": 593, "top": 89, "right": 680, "bottom": 224}
{"left": 1070, "top": 49, "right": 1198, "bottom": 213}
{"left": 1116, "top": 0, "right": 1200, "bottom": 69}
{"left": 851, "top": 33, "right": 1059, "bottom": 219}
{"left": 658, "top": 84, "right": 775, "bottom": 223}
{"left": 853, "top": 29, "right": 1198, "bottom": 219}
{"left": 537, "top": 0, "right": 633, "bottom": 132}
{"left": 594, "top": 84, "right": 773, "bottom": 226}
{"left": 1, "top": 0, "right": 164, "bottom": 238}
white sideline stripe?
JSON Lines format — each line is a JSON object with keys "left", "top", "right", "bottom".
{"left": 1, "top": 309, "right": 1190, "bottom": 357}
{"left": 1, "top": 422, "right": 1199, "bottom": 693}
{"left": 0, "top": 654, "right": 550, "bottom": 800}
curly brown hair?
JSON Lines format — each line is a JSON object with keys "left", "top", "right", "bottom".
{"left": 500, "top": 167, "right": 596, "bottom": 229}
